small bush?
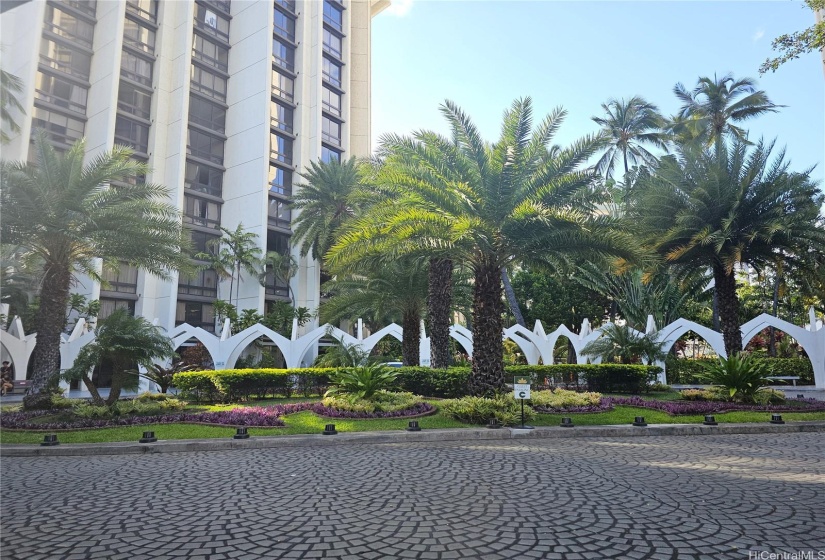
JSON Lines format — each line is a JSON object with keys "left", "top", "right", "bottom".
{"left": 321, "top": 390, "right": 421, "bottom": 413}
{"left": 680, "top": 389, "right": 716, "bottom": 401}
{"left": 666, "top": 357, "right": 814, "bottom": 385}
{"left": 393, "top": 367, "right": 470, "bottom": 398}
{"left": 73, "top": 403, "right": 113, "bottom": 419}
{"left": 441, "top": 394, "right": 534, "bottom": 426}
{"left": 699, "top": 354, "right": 772, "bottom": 403}
{"left": 648, "top": 382, "right": 671, "bottom": 392}
{"left": 48, "top": 395, "right": 76, "bottom": 410}
{"left": 134, "top": 391, "right": 177, "bottom": 402}
{"left": 753, "top": 388, "right": 786, "bottom": 405}
{"left": 529, "top": 389, "right": 602, "bottom": 409}
{"left": 325, "top": 364, "right": 400, "bottom": 399}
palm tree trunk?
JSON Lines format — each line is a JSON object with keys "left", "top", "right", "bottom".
{"left": 712, "top": 289, "right": 720, "bottom": 331}
{"left": 105, "top": 369, "right": 128, "bottom": 406}
{"left": 81, "top": 373, "right": 106, "bottom": 406}
{"left": 468, "top": 260, "right": 505, "bottom": 396}
{"left": 713, "top": 264, "right": 742, "bottom": 356}
{"left": 427, "top": 258, "right": 452, "bottom": 369}
{"left": 23, "top": 263, "right": 72, "bottom": 409}
{"left": 401, "top": 308, "right": 420, "bottom": 367}
{"left": 501, "top": 268, "right": 525, "bottom": 327}
{"left": 768, "top": 273, "right": 779, "bottom": 357}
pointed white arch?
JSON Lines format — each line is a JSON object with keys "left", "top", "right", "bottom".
{"left": 223, "top": 324, "right": 294, "bottom": 370}
{"left": 656, "top": 318, "right": 727, "bottom": 359}
{"left": 291, "top": 324, "right": 359, "bottom": 369}
{"left": 168, "top": 324, "right": 221, "bottom": 368}
{"left": 503, "top": 324, "right": 542, "bottom": 365}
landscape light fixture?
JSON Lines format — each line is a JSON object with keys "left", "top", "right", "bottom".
{"left": 632, "top": 416, "right": 648, "bottom": 427}
{"left": 703, "top": 415, "right": 717, "bottom": 426}
{"left": 797, "top": 394, "right": 805, "bottom": 400}
{"left": 233, "top": 427, "right": 250, "bottom": 440}
{"left": 487, "top": 418, "right": 502, "bottom": 429}
{"left": 770, "top": 414, "right": 785, "bottom": 425}
{"left": 406, "top": 420, "right": 421, "bottom": 432}
{"left": 139, "top": 431, "right": 157, "bottom": 443}
{"left": 41, "top": 434, "right": 59, "bottom": 446}
{"left": 323, "top": 424, "right": 337, "bottom": 435}
{"left": 560, "top": 417, "right": 574, "bottom": 428}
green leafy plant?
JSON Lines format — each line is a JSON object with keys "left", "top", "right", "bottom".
{"left": 441, "top": 394, "right": 534, "bottom": 426}
{"left": 581, "top": 324, "right": 668, "bottom": 365}
{"left": 322, "top": 390, "right": 420, "bottom": 413}
{"left": 324, "top": 363, "right": 401, "bottom": 399}
{"left": 699, "top": 353, "right": 772, "bottom": 403}
{"left": 529, "top": 389, "right": 602, "bottom": 409}
{"left": 752, "top": 388, "right": 786, "bottom": 405}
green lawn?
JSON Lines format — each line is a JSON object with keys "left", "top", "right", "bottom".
{"left": 2, "top": 398, "right": 823, "bottom": 445}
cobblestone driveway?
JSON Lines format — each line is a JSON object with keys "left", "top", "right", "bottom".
{"left": 1, "top": 433, "right": 823, "bottom": 559}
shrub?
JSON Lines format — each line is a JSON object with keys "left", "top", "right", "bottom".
{"left": 753, "top": 388, "right": 786, "bottom": 405}
{"left": 666, "top": 357, "right": 814, "bottom": 385}
{"left": 173, "top": 371, "right": 222, "bottom": 403}
{"left": 648, "top": 382, "right": 671, "bottom": 392}
{"left": 529, "top": 389, "right": 602, "bottom": 410}
{"left": 321, "top": 390, "right": 421, "bottom": 413}
{"left": 393, "top": 367, "right": 470, "bottom": 398}
{"left": 134, "top": 391, "right": 178, "bottom": 402}
{"left": 680, "top": 389, "right": 715, "bottom": 401}
{"left": 73, "top": 403, "right": 113, "bottom": 419}
{"left": 441, "top": 394, "right": 534, "bottom": 426}
{"left": 699, "top": 354, "right": 772, "bottom": 403}
{"left": 48, "top": 395, "right": 76, "bottom": 410}
{"left": 325, "top": 364, "right": 400, "bottom": 399}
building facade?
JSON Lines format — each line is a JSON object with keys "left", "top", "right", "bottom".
{"left": 1, "top": 0, "right": 389, "bottom": 336}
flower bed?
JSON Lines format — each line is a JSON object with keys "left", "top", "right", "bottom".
{"left": 309, "top": 401, "right": 435, "bottom": 419}
{"left": 533, "top": 402, "right": 614, "bottom": 414}
{"left": 605, "top": 396, "right": 825, "bottom": 415}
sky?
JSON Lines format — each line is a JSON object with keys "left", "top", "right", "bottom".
{"left": 370, "top": 1, "right": 825, "bottom": 193}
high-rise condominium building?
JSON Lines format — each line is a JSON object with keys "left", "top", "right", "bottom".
{"left": 1, "top": 0, "right": 389, "bottom": 335}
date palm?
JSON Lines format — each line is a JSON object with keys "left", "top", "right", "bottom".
{"left": 328, "top": 98, "right": 642, "bottom": 395}
{"left": 630, "top": 138, "right": 825, "bottom": 355}
{"left": 1, "top": 65, "right": 24, "bottom": 144}
{"left": 672, "top": 74, "right": 783, "bottom": 146}
{"left": 592, "top": 96, "right": 668, "bottom": 179}
{"left": 1, "top": 133, "right": 190, "bottom": 407}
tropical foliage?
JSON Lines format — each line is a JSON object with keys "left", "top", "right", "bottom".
{"left": 324, "top": 363, "right": 401, "bottom": 399}
{"left": 581, "top": 323, "right": 668, "bottom": 365}
{"left": 698, "top": 353, "right": 772, "bottom": 403}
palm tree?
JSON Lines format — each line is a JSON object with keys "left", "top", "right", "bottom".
{"left": 320, "top": 259, "right": 429, "bottom": 366}
{"left": 290, "top": 157, "right": 361, "bottom": 261}
{"left": 1, "top": 133, "right": 191, "bottom": 408}
{"left": 581, "top": 323, "right": 668, "bottom": 365}
{"left": 0, "top": 66, "right": 24, "bottom": 144}
{"left": 672, "top": 74, "right": 783, "bottom": 146}
{"left": 259, "top": 249, "right": 298, "bottom": 306}
{"left": 630, "top": 138, "right": 825, "bottom": 355}
{"left": 206, "top": 224, "right": 263, "bottom": 308}
{"left": 63, "top": 310, "right": 175, "bottom": 405}
{"left": 328, "top": 98, "right": 642, "bottom": 395}
{"left": 592, "top": 96, "right": 668, "bottom": 179}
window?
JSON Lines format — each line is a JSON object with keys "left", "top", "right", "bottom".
{"left": 274, "top": 0, "right": 295, "bottom": 14}
{"left": 187, "top": 128, "right": 225, "bottom": 164}
{"left": 35, "top": 71, "right": 88, "bottom": 114}
{"left": 183, "top": 194, "right": 222, "bottom": 229}
{"left": 273, "top": 8, "right": 295, "bottom": 41}
{"left": 64, "top": 0, "right": 97, "bottom": 17}
{"left": 270, "top": 100, "right": 293, "bottom": 133}
{"left": 31, "top": 107, "right": 85, "bottom": 145}
{"left": 191, "top": 66, "right": 227, "bottom": 102}
{"left": 322, "top": 57, "right": 342, "bottom": 88}
{"left": 322, "top": 116, "right": 341, "bottom": 145}
{"left": 115, "top": 116, "right": 150, "bottom": 153}
{"left": 175, "top": 301, "right": 215, "bottom": 331}
{"left": 40, "top": 38, "right": 92, "bottom": 79}
{"left": 268, "top": 196, "right": 291, "bottom": 228}
{"left": 323, "top": 29, "right": 342, "bottom": 59}
{"left": 117, "top": 81, "right": 152, "bottom": 119}
{"left": 193, "top": 4, "right": 229, "bottom": 41}
{"left": 321, "top": 145, "right": 341, "bottom": 163}
{"left": 123, "top": 17, "right": 156, "bottom": 54}
{"left": 190, "top": 230, "right": 221, "bottom": 254}
{"left": 189, "top": 95, "right": 226, "bottom": 133}
{"left": 271, "top": 69, "right": 294, "bottom": 102}
{"left": 272, "top": 38, "right": 295, "bottom": 72}
{"left": 99, "top": 299, "right": 136, "bottom": 320}
{"left": 270, "top": 132, "right": 292, "bottom": 164}
{"left": 323, "top": 1, "right": 343, "bottom": 31}
{"left": 267, "top": 230, "right": 290, "bottom": 255}
{"left": 120, "top": 51, "right": 153, "bottom": 86}
{"left": 193, "top": 35, "right": 229, "bottom": 72}
{"left": 44, "top": 5, "right": 94, "bottom": 46}
{"left": 185, "top": 160, "right": 223, "bottom": 196}
{"left": 178, "top": 269, "right": 219, "bottom": 298}
{"left": 268, "top": 166, "right": 292, "bottom": 196}
{"left": 101, "top": 263, "right": 138, "bottom": 293}
{"left": 322, "top": 87, "right": 341, "bottom": 117}
{"left": 126, "top": 0, "right": 157, "bottom": 22}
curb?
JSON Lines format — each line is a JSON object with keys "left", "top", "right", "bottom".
{"left": 2, "top": 421, "right": 824, "bottom": 457}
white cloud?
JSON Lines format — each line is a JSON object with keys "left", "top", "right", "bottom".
{"left": 752, "top": 28, "right": 765, "bottom": 42}
{"left": 385, "top": 0, "right": 414, "bottom": 17}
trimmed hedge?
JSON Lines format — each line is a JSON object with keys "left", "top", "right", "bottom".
{"left": 665, "top": 357, "right": 814, "bottom": 385}
{"left": 173, "top": 368, "right": 333, "bottom": 403}
{"left": 392, "top": 367, "right": 469, "bottom": 398}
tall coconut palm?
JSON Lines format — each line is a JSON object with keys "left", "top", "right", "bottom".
{"left": 206, "top": 223, "right": 263, "bottom": 308}
{"left": 630, "top": 138, "right": 825, "bottom": 355}
{"left": 592, "top": 96, "right": 668, "bottom": 179}
{"left": 1, "top": 133, "right": 190, "bottom": 407}
{"left": 290, "top": 157, "right": 361, "bottom": 261}
{"left": 672, "top": 74, "right": 783, "bottom": 146}
{"left": 328, "top": 98, "right": 642, "bottom": 395}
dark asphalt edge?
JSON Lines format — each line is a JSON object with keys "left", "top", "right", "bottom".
{"left": 2, "top": 421, "right": 824, "bottom": 457}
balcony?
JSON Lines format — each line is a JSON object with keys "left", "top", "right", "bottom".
{"left": 274, "top": 0, "right": 296, "bottom": 13}
{"left": 192, "top": 49, "right": 228, "bottom": 73}
{"left": 194, "top": 18, "right": 229, "bottom": 43}
{"left": 200, "top": 0, "right": 230, "bottom": 15}
{"left": 43, "top": 21, "right": 94, "bottom": 48}
{"left": 125, "top": 0, "right": 157, "bottom": 23}
{"left": 40, "top": 55, "right": 90, "bottom": 81}
{"left": 63, "top": 0, "right": 96, "bottom": 17}
{"left": 270, "top": 116, "right": 292, "bottom": 135}
{"left": 35, "top": 90, "right": 86, "bottom": 115}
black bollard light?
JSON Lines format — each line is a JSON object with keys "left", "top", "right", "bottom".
{"left": 770, "top": 414, "right": 785, "bottom": 425}
{"left": 233, "top": 427, "right": 250, "bottom": 440}
{"left": 406, "top": 420, "right": 421, "bottom": 432}
{"left": 323, "top": 423, "right": 337, "bottom": 435}
{"left": 797, "top": 394, "right": 805, "bottom": 400}
{"left": 487, "top": 418, "right": 502, "bottom": 429}
{"left": 560, "top": 417, "right": 574, "bottom": 428}
{"left": 41, "top": 434, "right": 59, "bottom": 447}
{"left": 139, "top": 431, "right": 157, "bottom": 443}
{"left": 703, "top": 415, "right": 718, "bottom": 426}
{"left": 632, "top": 416, "right": 648, "bottom": 427}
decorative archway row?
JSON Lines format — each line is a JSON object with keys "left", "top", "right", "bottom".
{"left": 2, "top": 310, "right": 823, "bottom": 389}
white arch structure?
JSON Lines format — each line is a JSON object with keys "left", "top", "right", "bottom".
{"left": 1, "top": 307, "right": 823, "bottom": 389}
